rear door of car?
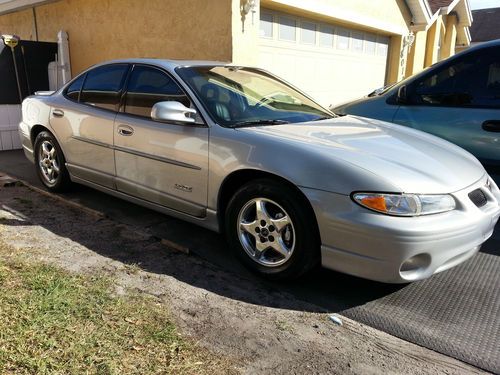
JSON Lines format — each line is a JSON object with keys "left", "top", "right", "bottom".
{"left": 392, "top": 47, "right": 500, "bottom": 166}
{"left": 50, "top": 63, "right": 130, "bottom": 188}
{"left": 113, "top": 64, "right": 209, "bottom": 217}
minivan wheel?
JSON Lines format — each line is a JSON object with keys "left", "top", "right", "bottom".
{"left": 225, "top": 178, "right": 320, "bottom": 280}
{"left": 34, "top": 131, "right": 71, "bottom": 192}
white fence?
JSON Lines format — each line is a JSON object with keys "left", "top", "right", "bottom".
{"left": 0, "top": 105, "right": 22, "bottom": 151}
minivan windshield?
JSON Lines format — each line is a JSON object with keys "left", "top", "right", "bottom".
{"left": 176, "top": 66, "right": 334, "bottom": 127}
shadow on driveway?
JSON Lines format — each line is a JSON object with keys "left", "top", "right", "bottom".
{"left": 0, "top": 186, "right": 403, "bottom": 314}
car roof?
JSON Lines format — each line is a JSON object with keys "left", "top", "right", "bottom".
{"left": 90, "top": 58, "right": 233, "bottom": 71}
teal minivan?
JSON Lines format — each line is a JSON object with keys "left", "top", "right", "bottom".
{"left": 333, "top": 40, "right": 500, "bottom": 168}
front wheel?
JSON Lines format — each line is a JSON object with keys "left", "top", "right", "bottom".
{"left": 225, "top": 179, "right": 320, "bottom": 280}
{"left": 34, "top": 130, "right": 71, "bottom": 192}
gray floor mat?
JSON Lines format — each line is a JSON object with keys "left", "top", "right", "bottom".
{"left": 342, "top": 252, "right": 500, "bottom": 373}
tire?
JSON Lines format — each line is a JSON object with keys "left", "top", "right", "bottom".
{"left": 34, "top": 130, "right": 72, "bottom": 192}
{"left": 225, "top": 178, "right": 320, "bottom": 280}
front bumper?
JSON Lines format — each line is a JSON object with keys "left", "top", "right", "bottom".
{"left": 302, "top": 174, "right": 500, "bottom": 283}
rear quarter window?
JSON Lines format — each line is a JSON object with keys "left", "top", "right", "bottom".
{"left": 65, "top": 74, "right": 86, "bottom": 102}
{"left": 80, "top": 64, "right": 129, "bottom": 111}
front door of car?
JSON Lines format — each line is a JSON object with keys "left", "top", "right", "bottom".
{"left": 113, "top": 64, "right": 209, "bottom": 217}
{"left": 50, "top": 64, "right": 130, "bottom": 189}
{"left": 393, "top": 48, "right": 500, "bottom": 166}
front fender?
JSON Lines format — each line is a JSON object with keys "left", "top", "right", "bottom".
{"left": 207, "top": 126, "right": 399, "bottom": 210}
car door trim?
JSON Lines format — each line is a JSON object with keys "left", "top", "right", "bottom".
{"left": 66, "top": 162, "right": 115, "bottom": 189}
{"left": 115, "top": 176, "right": 205, "bottom": 217}
{"left": 71, "top": 175, "right": 218, "bottom": 231}
{"left": 114, "top": 145, "right": 202, "bottom": 170}
{"left": 71, "top": 135, "right": 113, "bottom": 149}
{"left": 71, "top": 135, "right": 201, "bottom": 170}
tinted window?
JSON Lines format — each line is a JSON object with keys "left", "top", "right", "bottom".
{"left": 80, "top": 64, "right": 129, "bottom": 111}
{"left": 409, "top": 50, "right": 500, "bottom": 108}
{"left": 124, "top": 65, "right": 190, "bottom": 118}
{"left": 65, "top": 74, "right": 85, "bottom": 101}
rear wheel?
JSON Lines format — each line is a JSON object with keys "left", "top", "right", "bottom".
{"left": 34, "top": 131, "right": 71, "bottom": 192}
{"left": 225, "top": 179, "right": 320, "bottom": 280}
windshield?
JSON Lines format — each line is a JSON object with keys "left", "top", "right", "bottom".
{"left": 176, "top": 66, "right": 334, "bottom": 127}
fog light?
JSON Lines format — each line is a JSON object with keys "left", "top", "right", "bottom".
{"left": 400, "top": 253, "right": 431, "bottom": 280}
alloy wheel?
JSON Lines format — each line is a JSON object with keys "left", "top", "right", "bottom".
{"left": 237, "top": 197, "right": 295, "bottom": 267}
{"left": 38, "top": 140, "right": 60, "bottom": 184}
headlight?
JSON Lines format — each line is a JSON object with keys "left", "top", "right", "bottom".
{"left": 352, "top": 193, "right": 456, "bottom": 216}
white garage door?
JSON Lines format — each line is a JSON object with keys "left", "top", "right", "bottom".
{"left": 258, "top": 9, "right": 390, "bottom": 107}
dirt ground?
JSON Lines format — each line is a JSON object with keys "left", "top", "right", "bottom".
{"left": 0, "top": 183, "right": 485, "bottom": 374}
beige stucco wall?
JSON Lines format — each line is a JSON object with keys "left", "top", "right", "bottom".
{"left": 0, "top": 0, "right": 233, "bottom": 75}
{"left": 231, "top": 0, "right": 260, "bottom": 65}
{"left": 387, "top": 35, "right": 405, "bottom": 84}
{"left": 405, "top": 30, "right": 427, "bottom": 76}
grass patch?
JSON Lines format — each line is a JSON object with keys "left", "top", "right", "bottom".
{"left": 0, "top": 256, "right": 232, "bottom": 374}
{"left": 274, "top": 319, "right": 295, "bottom": 334}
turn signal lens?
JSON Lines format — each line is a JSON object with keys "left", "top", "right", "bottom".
{"left": 359, "top": 196, "right": 387, "bottom": 212}
{"left": 352, "top": 193, "right": 455, "bottom": 216}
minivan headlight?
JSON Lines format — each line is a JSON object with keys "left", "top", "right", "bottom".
{"left": 352, "top": 193, "right": 456, "bottom": 216}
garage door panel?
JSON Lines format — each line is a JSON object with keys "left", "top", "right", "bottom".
{"left": 259, "top": 9, "right": 389, "bottom": 107}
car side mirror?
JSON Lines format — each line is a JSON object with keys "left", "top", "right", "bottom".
{"left": 151, "top": 101, "right": 196, "bottom": 124}
{"left": 396, "top": 85, "right": 407, "bottom": 104}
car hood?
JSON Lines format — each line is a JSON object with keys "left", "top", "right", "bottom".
{"left": 238, "top": 116, "right": 484, "bottom": 194}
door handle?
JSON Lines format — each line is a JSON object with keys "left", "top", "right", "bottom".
{"left": 482, "top": 120, "right": 500, "bottom": 132}
{"left": 117, "top": 125, "right": 134, "bottom": 136}
{"left": 52, "top": 109, "right": 64, "bottom": 118}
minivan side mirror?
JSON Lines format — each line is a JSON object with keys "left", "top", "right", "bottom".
{"left": 151, "top": 101, "right": 196, "bottom": 123}
{"left": 396, "top": 85, "right": 407, "bottom": 104}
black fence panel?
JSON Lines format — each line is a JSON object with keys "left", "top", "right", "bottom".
{"left": 0, "top": 40, "right": 57, "bottom": 104}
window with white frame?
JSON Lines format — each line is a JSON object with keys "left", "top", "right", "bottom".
{"left": 301, "top": 21, "right": 316, "bottom": 44}
{"left": 377, "top": 36, "right": 389, "bottom": 56}
{"left": 260, "top": 12, "right": 273, "bottom": 38}
{"left": 365, "top": 34, "right": 376, "bottom": 54}
{"left": 279, "top": 16, "right": 296, "bottom": 41}
{"left": 351, "top": 31, "right": 364, "bottom": 53}
{"left": 319, "top": 25, "right": 334, "bottom": 47}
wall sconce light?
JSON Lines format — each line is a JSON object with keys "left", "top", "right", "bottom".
{"left": 242, "top": 0, "right": 257, "bottom": 16}
{"left": 240, "top": 0, "right": 258, "bottom": 31}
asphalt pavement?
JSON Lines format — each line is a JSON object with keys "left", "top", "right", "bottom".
{"left": 1, "top": 149, "right": 499, "bottom": 372}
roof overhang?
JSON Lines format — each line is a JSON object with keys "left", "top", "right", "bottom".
{"left": 440, "top": 0, "right": 472, "bottom": 46}
{"left": 0, "top": 0, "right": 56, "bottom": 15}
{"left": 405, "top": 0, "right": 439, "bottom": 31}
{"left": 405, "top": 0, "right": 472, "bottom": 32}
{"left": 438, "top": 0, "right": 472, "bottom": 26}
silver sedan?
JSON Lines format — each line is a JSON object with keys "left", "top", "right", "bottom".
{"left": 18, "top": 59, "right": 500, "bottom": 283}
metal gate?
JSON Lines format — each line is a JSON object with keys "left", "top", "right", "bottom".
{"left": 0, "top": 36, "right": 57, "bottom": 151}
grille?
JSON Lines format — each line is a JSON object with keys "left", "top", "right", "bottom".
{"left": 468, "top": 188, "right": 487, "bottom": 208}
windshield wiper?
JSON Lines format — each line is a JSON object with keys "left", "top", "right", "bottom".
{"left": 231, "top": 119, "right": 290, "bottom": 128}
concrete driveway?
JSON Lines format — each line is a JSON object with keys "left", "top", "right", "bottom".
{"left": 1, "top": 149, "right": 499, "bottom": 372}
